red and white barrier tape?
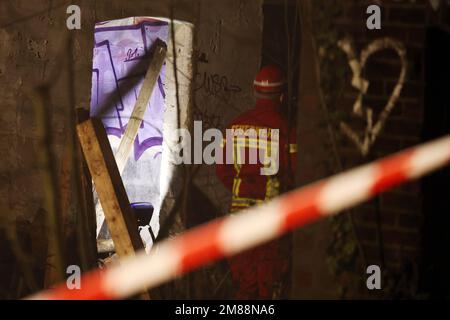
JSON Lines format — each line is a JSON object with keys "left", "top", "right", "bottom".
{"left": 28, "top": 135, "right": 450, "bottom": 300}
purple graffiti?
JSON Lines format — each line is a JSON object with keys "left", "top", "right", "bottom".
{"left": 90, "top": 19, "right": 169, "bottom": 161}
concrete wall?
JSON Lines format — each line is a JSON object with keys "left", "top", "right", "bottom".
{"left": 0, "top": 0, "right": 262, "bottom": 222}
{"left": 0, "top": 0, "right": 263, "bottom": 296}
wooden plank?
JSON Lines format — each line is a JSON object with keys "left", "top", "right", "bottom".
{"left": 115, "top": 39, "right": 167, "bottom": 173}
{"left": 75, "top": 108, "right": 98, "bottom": 270}
{"left": 77, "top": 118, "right": 144, "bottom": 257}
{"left": 77, "top": 118, "right": 150, "bottom": 299}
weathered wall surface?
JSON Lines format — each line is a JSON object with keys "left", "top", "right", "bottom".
{"left": 0, "top": 1, "right": 73, "bottom": 225}
{"left": 0, "top": 0, "right": 261, "bottom": 222}
{"left": 0, "top": 0, "right": 262, "bottom": 299}
{"left": 0, "top": 0, "right": 262, "bottom": 297}
{"left": 192, "top": 1, "right": 263, "bottom": 215}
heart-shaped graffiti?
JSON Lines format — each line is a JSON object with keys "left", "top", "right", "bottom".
{"left": 338, "top": 37, "right": 407, "bottom": 156}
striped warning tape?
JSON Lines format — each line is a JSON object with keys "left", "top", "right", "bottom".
{"left": 28, "top": 135, "right": 450, "bottom": 300}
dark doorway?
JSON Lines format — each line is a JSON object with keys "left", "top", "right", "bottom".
{"left": 420, "top": 27, "right": 450, "bottom": 298}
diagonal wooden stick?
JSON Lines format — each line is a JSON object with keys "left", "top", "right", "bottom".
{"left": 77, "top": 119, "right": 151, "bottom": 300}
{"left": 115, "top": 39, "right": 167, "bottom": 173}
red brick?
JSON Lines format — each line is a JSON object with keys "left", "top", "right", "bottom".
{"left": 388, "top": 7, "right": 427, "bottom": 25}
{"left": 363, "top": 95, "right": 401, "bottom": 115}
{"left": 365, "top": 25, "right": 408, "bottom": 41}
{"left": 407, "top": 26, "right": 425, "bottom": 44}
{"left": 372, "top": 136, "right": 402, "bottom": 153}
{"left": 335, "top": 95, "right": 358, "bottom": 113}
{"left": 361, "top": 244, "right": 383, "bottom": 265}
{"left": 338, "top": 21, "right": 366, "bottom": 41}
{"left": 397, "top": 213, "right": 422, "bottom": 230}
{"left": 345, "top": 4, "right": 374, "bottom": 22}
{"left": 402, "top": 101, "right": 424, "bottom": 120}
{"left": 381, "top": 192, "right": 422, "bottom": 213}
{"left": 400, "top": 135, "right": 423, "bottom": 149}
{"left": 366, "top": 79, "right": 384, "bottom": 96}
{"left": 296, "top": 270, "right": 313, "bottom": 288}
{"left": 362, "top": 243, "right": 403, "bottom": 266}
{"left": 365, "top": 59, "right": 403, "bottom": 80}
{"left": 353, "top": 204, "right": 397, "bottom": 228}
{"left": 341, "top": 116, "right": 368, "bottom": 133}
{"left": 380, "top": 210, "right": 399, "bottom": 228}
{"left": 339, "top": 148, "right": 366, "bottom": 169}
{"left": 384, "top": 248, "right": 401, "bottom": 264}
{"left": 397, "top": 81, "right": 424, "bottom": 99}
{"left": 407, "top": 46, "right": 425, "bottom": 81}
{"left": 398, "top": 248, "right": 421, "bottom": 260}
{"left": 393, "top": 182, "right": 421, "bottom": 195}
{"left": 355, "top": 224, "right": 378, "bottom": 243}
{"left": 382, "top": 229, "right": 421, "bottom": 247}
{"left": 383, "top": 118, "right": 422, "bottom": 137}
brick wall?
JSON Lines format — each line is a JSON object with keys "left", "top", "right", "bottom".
{"left": 294, "top": 0, "right": 450, "bottom": 298}
{"left": 339, "top": 0, "right": 449, "bottom": 292}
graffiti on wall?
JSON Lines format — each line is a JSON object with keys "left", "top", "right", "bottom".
{"left": 338, "top": 37, "right": 407, "bottom": 156}
{"left": 90, "top": 18, "right": 170, "bottom": 247}
{"left": 194, "top": 70, "right": 241, "bottom": 99}
{"left": 91, "top": 19, "right": 168, "bottom": 161}
{"left": 193, "top": 51, "right": 242, "bottom": 130}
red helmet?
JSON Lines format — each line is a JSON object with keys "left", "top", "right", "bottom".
{"left": 253, "top": 65, "right": 285, "bottom": 94}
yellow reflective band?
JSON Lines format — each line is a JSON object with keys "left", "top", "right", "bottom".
{"left": 232, "top": 178, "right": 242, "bottom": 197}
{"left": 289, "top": 143, "right": 298, "bottom": 153}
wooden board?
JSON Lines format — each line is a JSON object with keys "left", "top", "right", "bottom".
{"left": 77, "top": 118, "right": 150, "bottom": 299}
{"left": 75, "top": 108, "right": 98, "bottom": 270}
{"left": 115, "top": 39, "right": 167, "bottom": 173}
{"left": 77, "top": 119, "right": 144, "bottom": 256}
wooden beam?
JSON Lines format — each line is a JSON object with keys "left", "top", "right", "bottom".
{"left": 75, "top": 108, "right": 98, "bottom": 270}
{"left": 77, "top": 118, "right": 150, "bottom": 299}
{"left": 115, "top": 39, "right": 167, "bottom": 173}
{"left": 77, "top": 119, "right": 144, "bottom": 256}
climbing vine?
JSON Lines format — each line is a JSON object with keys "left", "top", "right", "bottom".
{"left": 307, "top": 0, "right": 422, "bottom": 299}
{"left": 308, "top": 0, "right": 364, "bottom": 298}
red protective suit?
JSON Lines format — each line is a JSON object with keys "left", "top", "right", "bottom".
{"left": 216, "top": 97, "right": 297, "bottom": 299}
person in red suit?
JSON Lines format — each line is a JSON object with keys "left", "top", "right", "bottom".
{"left": 216, "top": 65, "right": 297, "bottom": 299}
